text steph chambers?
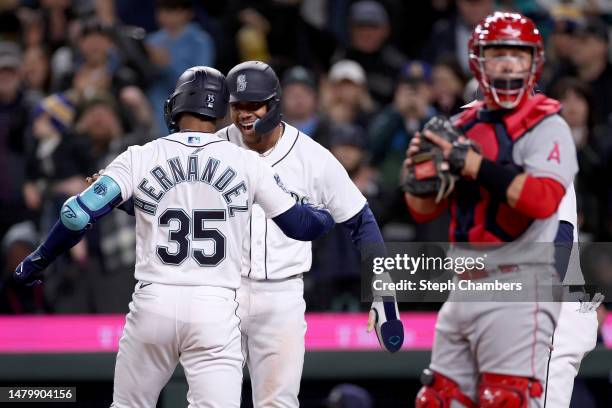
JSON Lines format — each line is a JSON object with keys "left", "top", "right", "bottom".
{"left": 373, "top": 279, "right": 523, "bottom": 292}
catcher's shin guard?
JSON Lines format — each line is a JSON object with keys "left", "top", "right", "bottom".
{"left": 478, "top": 373, "right": 543, "bottom": 408}
{"left": 415, "top": 369, "right": 477, "bottom": 408}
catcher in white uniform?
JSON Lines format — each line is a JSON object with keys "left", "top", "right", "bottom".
{"left": 545, "top": 183, "right": 601, "bottom": 407}
{"left": 13, "top": 67, "right": 336, "bottom": 408}
{"left": 218, "top": 61, "right": 404, "bottom": 407}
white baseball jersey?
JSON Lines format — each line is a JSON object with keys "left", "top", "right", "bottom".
{"left": 556, "top": 182, "right": 585, "bottom": 285}
{"left": 217, "top": 122, "right": 367, "bottom": 280}
{"left": 103, "top": 132, "right": 295, "bottom": 288}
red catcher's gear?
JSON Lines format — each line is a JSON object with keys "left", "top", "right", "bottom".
{"left": 415, "top": 369, "right": 477, "bottom": 408}
{"left": 469, "top": 12, "right": 544, "bottom": 110}
{"left": 478, "top": 373, "right": 543, "bottom": 407}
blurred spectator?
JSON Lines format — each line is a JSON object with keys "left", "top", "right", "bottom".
{"left": 146, "top": 0, "right": 215, "bottom": 132}
{"left": 233, "top": 1, "right": 337, "bottom": 73}
{"left": 75, "top": 92, "right": 152, "bottom": 165}
{"left": 22, "top": 0, "right": 73, "bottom": 52}
{"left": 21, "top": 46, "right": 50, "bottom": 98}
{"left": 91, "top": 0, "right": 156, "bottom": 89}
{"left": 541, "top": 11, "right": 582, "bottom": 86}
{"left": 552, "top": 78, "right": 612, "bottom": 240}
{"left": 0, "top": 41, "right": 37, "bottom": 240}
{"left": 281, "top": 66, "right": 319, "bottom": 134}
{"left": 422, "top": 0, "right": 495, "bottom": 74}
{"left": 431, "top": 57, "right": 467, "bottom": 117}
{"left": 19, "top": 9, "right": 46, "bottom": 49}
{"left": 0, "top": 221, "right": 47, "bottom": 314}
{"left": 368, "top": 60, "right": 435, "bottom": 190}
{"left": 52, "top": 18, "right": 139, "bottom": 100}
{"left": 23, "top": 93, "right": 92, "bottom": 228}
{"left": 332, "top": 0, "right": 407, "bottom": 105}
{"left": 537, "top": 0, "right": 612, "bottom": 15}
{"left": 326, "top": 383, "right": 373, "bottom": 408}
{"left": 235, "top": 8, "right": 271, "bottom": 63}
{"left": 321, "top": 59, "right": 376, "bottom": 131}
{"left": 547, "top": 17, "right": 612, "bottom": 127}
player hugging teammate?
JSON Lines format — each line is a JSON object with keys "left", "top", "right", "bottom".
{"left": 403, "top": 12, "right": 587, "bottom": 408}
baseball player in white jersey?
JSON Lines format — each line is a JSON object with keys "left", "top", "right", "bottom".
{"left": 544, "top": 183, "right": 601, "bottom": 407}
{"left": 13, "top": 67, "right": 336, "bottom": 408}
{"left": 217, "top": 61, "right": 404, "bottom": 407}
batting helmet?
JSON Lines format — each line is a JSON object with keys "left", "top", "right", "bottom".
{"left": 164, "top": 66, "right": 229, "bottom": 133}
{"left": 226, "top": 61, "right": 282, "bottom": 135}
{"left": 468, "top": 12, "right": 544, "bottom": 109}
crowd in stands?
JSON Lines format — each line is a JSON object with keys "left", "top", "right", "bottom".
{"left": 0, "top": 0, "right": 611, "bottom": 316}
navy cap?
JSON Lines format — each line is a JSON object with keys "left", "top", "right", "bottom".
{"left": 349, "top": 1, "right": 389, "bottom": 27}
{"left": 398, "top": 60, "right": 432, "bottom": 85}
{"left": 282, "top": 66, "right": 317, "bottom": 90}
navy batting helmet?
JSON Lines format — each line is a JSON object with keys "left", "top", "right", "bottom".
{"left": 226, "top": 61, "right": 282, "bottom": 135}
{"left": 164, "top": 66, "right": 229, "bottom": 133}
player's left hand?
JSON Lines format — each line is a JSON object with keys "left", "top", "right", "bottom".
{"left": 367, "top": 297, "right": 404, "bottom": 353}
{"left": 421, "top": 128, "right": 481, "bottom": 178}
{"left": 14, "top": 249, "right": 49, "bottom": 286}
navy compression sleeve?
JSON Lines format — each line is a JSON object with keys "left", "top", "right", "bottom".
{"left": 554, "top": 220, "right": 574, "bottom": 281}
{"left": 272, "top": 203, "right": 334, "bottom": 241}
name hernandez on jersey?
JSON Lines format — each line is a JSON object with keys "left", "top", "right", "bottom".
{"left": 134, "top": 153, "right": 249, "bottom": 217}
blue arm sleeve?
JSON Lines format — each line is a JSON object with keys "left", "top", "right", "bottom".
{"left": 39, "top": 176, "right": 122, "bottom": 265}
{"left": 340, "top": 204, "right": 386, "bottom": 258}
{"left": 272, "top": 203, "right": 334, "bottom": 241}
{"left": 554, "top": 220, "right": 574, "bottom": 281}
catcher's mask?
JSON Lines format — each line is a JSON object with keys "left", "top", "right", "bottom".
{"left": 469, "top": 12, "right": 544, "bottom": 110}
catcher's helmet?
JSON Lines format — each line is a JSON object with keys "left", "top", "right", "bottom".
{"left": 164, "top": 66, "right": 229, "bottom": 133}
{"left": 226, "top": 61, "right": 282, "bottom": 135}
{"left": 469, "top": 12, "right": 544, "bottom": 110}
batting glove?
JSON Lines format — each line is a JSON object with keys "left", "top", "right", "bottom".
{"left": 14, "top": 249, "right": 50, "bottom": 287}
{"left": 368, "top": 296, "right": 404, "bottom": 353}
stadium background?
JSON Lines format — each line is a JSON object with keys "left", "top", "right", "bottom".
{"left": 0, "top": 0, "right": 610, "bottom": 406}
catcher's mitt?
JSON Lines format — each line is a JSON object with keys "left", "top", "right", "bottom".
{"left": 403, "top": 116, "right": 477, "bottom": 203}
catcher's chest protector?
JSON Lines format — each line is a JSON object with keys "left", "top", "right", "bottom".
{"left": 448, "top": 95, "right": 562, "bottom": 243}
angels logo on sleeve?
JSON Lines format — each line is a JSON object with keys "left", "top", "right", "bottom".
{"left": 547, "top": 141, "right": 561, "bottom": 164}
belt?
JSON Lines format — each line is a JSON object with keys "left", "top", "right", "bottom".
{"left": 458, "top": 264, "right": 521, "bottom": 280}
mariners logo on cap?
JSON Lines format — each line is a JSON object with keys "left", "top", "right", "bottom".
{"left": 206, "top": 94, "right": 215, "bottom": 108}
{"left": 237, "top": 74, "right": 247, "bottom": 92}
